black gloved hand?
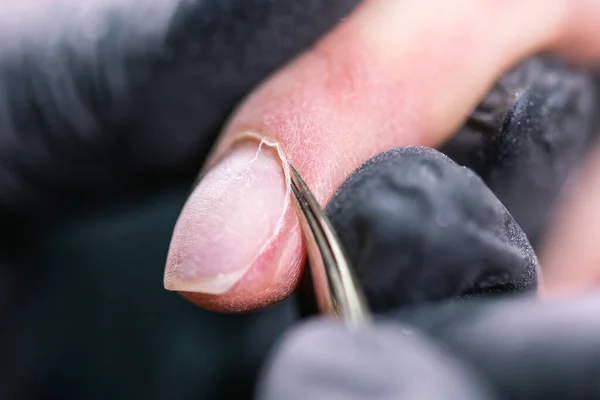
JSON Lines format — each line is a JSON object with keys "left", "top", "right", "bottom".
{"left": 442, "top": 57, "right": 600, "bottom": 248}
{"left": 299, "top": 146, "right": 538, "bottom": 315}
{"left": 259, "top": 294, "right": 600, "bottom": 400}
{"left": 256, "top": 317, "right": 497, "bottom": 400}
{"left": 0, "top": 0, "right": 360, "bottom": 220}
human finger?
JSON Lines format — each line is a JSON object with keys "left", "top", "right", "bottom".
{"left": 297, "top": 147, "right": 538, "bottom": 316}
{"left": 164, "top": 0, "right": 600, "bottom": 311}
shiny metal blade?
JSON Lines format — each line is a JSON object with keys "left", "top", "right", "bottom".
{"left": 288, "top": 163, "right": 371, "bottom": 327}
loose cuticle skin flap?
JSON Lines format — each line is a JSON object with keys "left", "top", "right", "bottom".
{"left": 251, "top": 135, "right": 293, "bottom": 240}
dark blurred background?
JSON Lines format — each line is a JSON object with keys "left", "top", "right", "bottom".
{"left": 2, "top": 185, "right": 298, "bottom": 399}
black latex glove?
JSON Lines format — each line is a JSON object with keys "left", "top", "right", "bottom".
{"left": 442, "top": 57, "right": 600, "bottom": 248}
{"left": 299, "top": 147, "right": 539, "bottom": 315}
{"left": 258, "top": 294, "right": 600, "bottom": 400}
{"left": 256, "top": 317, "right": 497, "bottom": 400}
{"left": 0, "top": 0, "right": 359, "bottom": 220}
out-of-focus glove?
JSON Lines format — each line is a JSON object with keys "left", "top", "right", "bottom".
{"left": 256, "top": 318, "right": 496, "bottom": 400}
{"left": 0, "top": 0, "right": 359, "bottom": 220}
{"left": 258, "top": 294, "right": 600, "bottom": 400}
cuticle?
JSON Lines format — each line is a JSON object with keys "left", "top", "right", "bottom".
{"left": 192, "top": 132, "right": 289, "bottom": 189}
{"left": 198, "top": 131, "right": 294, "bottom": 280}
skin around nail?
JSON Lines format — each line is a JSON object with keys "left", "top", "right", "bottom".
{"left": 164, "top": 0, "right": 600, "bottom": 312}
{"left": 165, "top": 138, "right": 305, "bottom": 311}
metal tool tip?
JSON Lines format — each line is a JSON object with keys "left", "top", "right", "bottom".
{"left": 288, "top": 162, "right": 371, "bottom": 327}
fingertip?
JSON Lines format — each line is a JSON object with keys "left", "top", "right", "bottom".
{"left": 168, "top": 221, "right": 305, "bottom": 313}
{"left": 163, "top": 137, "right": 306, "bottom": 312}
{"left": 165, "top": 0, "right": 600, "bottom": 313}
{"left": 174, "top": 249, "right": 304, "bottom": 313}
{"left": 169, "top": 231, "right": 305, "bottom": 312}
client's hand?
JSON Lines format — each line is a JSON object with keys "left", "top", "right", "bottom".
{"left": 162, "top": 0, "right": 600, "bottom": 311}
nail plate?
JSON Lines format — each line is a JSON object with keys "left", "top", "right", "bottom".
{"left": 164, "top": 141, "right": 288, "bottom": 294}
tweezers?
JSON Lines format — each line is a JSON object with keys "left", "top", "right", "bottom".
{"left": 288, "top": 163, "right": 372, "bottom": 328}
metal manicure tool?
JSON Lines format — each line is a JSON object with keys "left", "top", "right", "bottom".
{"left": 288, "top": 163, "right": 372, "bottom": 328}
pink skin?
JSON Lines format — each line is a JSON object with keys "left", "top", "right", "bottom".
{"left": 540, "top": 145, "right": 600, "bottom": 298}
{"left": 166, "top": 0, "right": 600, "bottom": 312}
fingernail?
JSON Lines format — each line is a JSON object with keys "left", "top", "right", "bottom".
{"left": 164, "top": 140, "right": 289, "bottom": 294}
